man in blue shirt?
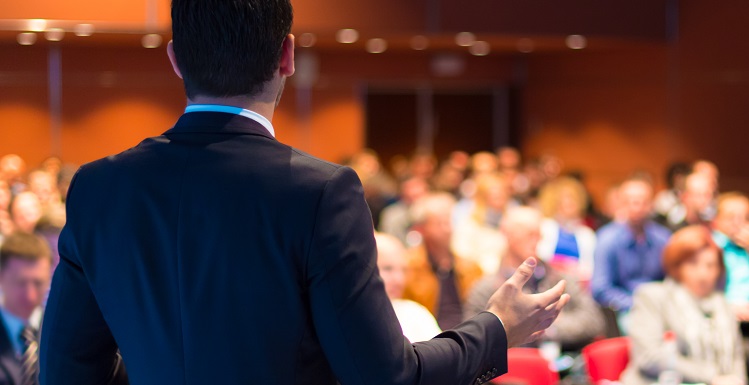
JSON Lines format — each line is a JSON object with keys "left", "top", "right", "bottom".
{"left": 0, "top": 232, "right": 53, "bottom": 385}
{"left": 591, "top": 178, "right": 671, "bottom": 332}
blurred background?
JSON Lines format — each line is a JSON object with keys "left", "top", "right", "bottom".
{"left": 1, "top": 0, "right": 748, "bottom": 206}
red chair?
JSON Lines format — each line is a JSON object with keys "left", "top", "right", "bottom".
{"left": 581, "top": 337, "right": 631, "bottom": 384}
{"left": 492, "top": 348, "right": 559, "bottom": 385}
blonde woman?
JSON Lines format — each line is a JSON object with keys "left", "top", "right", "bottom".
{"left": 536, "top": 177, "right": 596, "bottom": 282}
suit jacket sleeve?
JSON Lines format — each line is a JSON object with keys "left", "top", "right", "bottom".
{"left": 306, "top": 166, "right": 507, "bottom": 385}
{"left": 39, "top": 170, "right": 126, "bottom": 385}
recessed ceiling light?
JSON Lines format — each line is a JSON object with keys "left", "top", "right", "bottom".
{"left": 336, "top": 29, "right": 359, "bottom": 44}
{"left": 45, "top": 28, "right": 65, "bottom": 42}
{"left": 74, "top": 24, "right": 95, "bottom": 37}
{"left": 410, "top": 35, "right": 429, "bottom": 51}
{"left": 142, "top": 34, "right": 162, "bottom": 48}
{"left": 566, "top": 35, "right": 587, "bottom": 50}
{"left": 469, "top": 41, "right": 491, "bottom": 56}
{"left": 455, "top": 32, "right": 476, "bottom": 47}
{"left": 298, "top": 33, "right": 316, "bottom": 48}
{"left": 28, "top": 19, "right": 47, "bottom": 32}
{"left": 366, "top": 38, "right": 387, "bottom": 54}
{"left": 17, "top": 33, "right": 37, "bottom": 46}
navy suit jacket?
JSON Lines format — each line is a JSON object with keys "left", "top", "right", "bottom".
{"left": 0, "top": 319, "right": 22, "bottom": 385}
{"left": 39, "top": 111, "right": 507, "bottom": 385}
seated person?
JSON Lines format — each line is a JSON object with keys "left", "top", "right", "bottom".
{"left": 463, "top": 206, "right": 604, "bottom": 351}
{"left": 711, "top": 192, "right": 749, "bottom": 321}
{"left": 622, "top": 226, "right": 746, "bottom": 385}
{"left": 374, "top": 232, "right": 441, "bottom": 342}
{"left": 536, "top": 177, "right": 596, "bottom": 282}
{"left": 657, "top": 172, "right": 716, "bottom": 232}
{"left": 591, "top": 178, "right": 671, "bottom": 332}
{"left": 403, "top": 192, "right": 483, "bottom": 330}
{"left": 0, "top": 232, "right": 53, "bottom": 385}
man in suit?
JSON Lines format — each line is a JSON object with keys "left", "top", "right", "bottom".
{"left": 0, "top": 232, "right": 52, "bottom": 385}
{"left": 39, "top": 1, "right": 569, "bottom": 384}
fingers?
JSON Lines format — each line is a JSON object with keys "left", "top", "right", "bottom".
{"left": 505, "top": 257, "right": 537, "bottom": 290}
{"left": 525, "top": 330, "right": 546, "bottom": 345}
{"left": 534, "top": 279, "right": 566, "bottom": 307}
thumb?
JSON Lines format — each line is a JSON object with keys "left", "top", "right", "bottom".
{"left": 505, "top": 257, "right": 537, "bottom": 290}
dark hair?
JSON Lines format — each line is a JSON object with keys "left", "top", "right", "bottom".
{"left": 0, "top": 232, "right": 52, "bottom": 270}
{"left": 664, "top": 161, "right": 691, "bottom": 189}
{"left": 171, "top": 0, "right": 293, "bottom": 99}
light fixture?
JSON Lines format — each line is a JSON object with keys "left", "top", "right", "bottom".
{"left": 455, "top": 32, "right": 476, "bottom": 47}
{"left": 74, "top": 24, "right": 95, "bottom": 37}
{"left": 410, "top": 35, "right": 429, "bottom": 51}
{"left": 366, "top": 38, "right": 387, "bottom": 54}
{"left": 45, "top": 28, "right": 65, "bottom": 42}
{"left": 565, "top": 35, "right": 587, "bottom": 50}
{"left": 469, "top": 41, "right": 491, "bottom": 56}
{"left": 27, "top": 19, "right": 47, "bottom": 32}
{"left": 336, "top": 29, "right": 359, "bottom": 44}
{"left": 517, "top": 38, "right": 534, "bottom": 53}
{"left": 142, "top": 34, "right": 162, "bottom": 48}
{"left": 17, "top": 33, "right": 37, "bottom": 46}
{"left": 298, "top": 33, "right": 316, "bottom": 48}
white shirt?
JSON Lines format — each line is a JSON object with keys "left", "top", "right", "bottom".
{"left": 184, "top": 104, "right": 275, "bottom": 138}
{"left": 391, "top": 299, "right": 442, "bottom": 343}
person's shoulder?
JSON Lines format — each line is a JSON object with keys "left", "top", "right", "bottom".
{"left": 646, "top": 221, "right": 672, "bottom": 241}
{"left": 633, "top": 281, "right": 666, "bottom": 299}
{"left": 595, "top": 221, "right": 625, "bottom": 243}
{"left": 71, "top": 135, "right": 169, "bottom": 182}
{"left": 288, "top": 147, "right": 353, "bottom": 186}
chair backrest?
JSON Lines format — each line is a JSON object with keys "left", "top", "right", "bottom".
{"left": 492, "top": 348, "right": 559, "bottom": 385}
{"left": 581, "top": 337, "right": 631, "bottom": 384}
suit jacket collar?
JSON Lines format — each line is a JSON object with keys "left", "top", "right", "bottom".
{"left": 164, "top": 111, "right": 276, "bottom": 141}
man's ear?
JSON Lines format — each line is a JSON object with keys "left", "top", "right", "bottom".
{"left": 279, "top": 34, "right": 295, "bottom": 77}
{"left": 166, "top": 40, "right": 183, "bottom": 79}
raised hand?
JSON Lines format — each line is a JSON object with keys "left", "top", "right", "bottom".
{"left": 486, "top": 257, "right": 570, "bottom": 347}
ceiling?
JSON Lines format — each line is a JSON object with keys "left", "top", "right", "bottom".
{"left": 0, "top": 0, "right": 671, "bottom": 54}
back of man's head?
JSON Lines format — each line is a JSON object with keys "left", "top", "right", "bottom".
{"left": 171, "top": 0, "right": 293, "bottom": 99}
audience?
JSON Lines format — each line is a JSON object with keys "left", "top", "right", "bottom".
{"left": 536, "top": 177, "right": 597, "bottom": 282}
{"left": 374, "top": 232, "right": 441, "bottom": 342}
{"left": 402, "top": 192, "right": 483, "bottom": 330}
{"left": 623, "top": 226, "right": 746, "bottom": 385}
{"left": 0, "top": 232, "right": 53, "bottom": 385}
{"left": 463, "top": 206, "right": 604, "bottom": 351}
{"left": 711, "top": 192, "right": 749, "bottom": 321}
{"left": 591, "top": 177, "right": 671, "bottom": 333}
{"left": 1, "top": 147, "right": 747, "bottom": 382}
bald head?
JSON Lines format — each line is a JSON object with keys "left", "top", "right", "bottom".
{"left": 682, "top": 173, "right": 714, "bottom": 218}
{"left": 374, "top": 232, "right": 408, "bottom": 299}
{"left": 500, "top": 207, "right": 542, "bottom": 266}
